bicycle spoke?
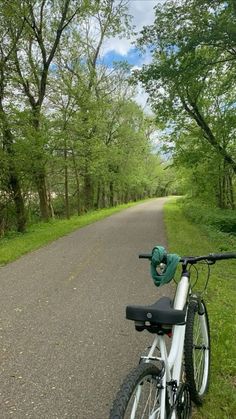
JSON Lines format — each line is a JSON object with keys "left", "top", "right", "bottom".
{"left": 195, "top": 351, "right": 204, "bottom": 389}
{"left": 141, "top": 381, "right": 153, "bottom": 418}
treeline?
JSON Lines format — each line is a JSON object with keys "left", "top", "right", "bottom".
{"left": 136, "top": 0, "right": 236, "bottom": 210}
{"left": 0, "top": 1, "right": 175, "bottom": 237}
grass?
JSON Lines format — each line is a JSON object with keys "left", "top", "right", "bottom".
{"left": 180, "top": 198, "right": 236, "bottom": 235}
{"left": 164, "top": 200, "right": 236, "bottom": 419}
{"left": 0, "top": 200, "right": 148, "bottom": 265}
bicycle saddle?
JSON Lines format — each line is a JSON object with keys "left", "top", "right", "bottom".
{"left": 126, "top": 297, "right": 186, "bottom": 326}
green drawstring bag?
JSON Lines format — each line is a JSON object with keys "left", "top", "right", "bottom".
{"left": 150, "top": 245, "right": 180, "bottom": 287}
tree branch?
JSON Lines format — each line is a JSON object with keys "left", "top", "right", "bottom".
{"left": 14, "top": 50, "right": 37, "bottom": 109}
{"left": 180, "top": 96, "right": 236, "bottom": 173}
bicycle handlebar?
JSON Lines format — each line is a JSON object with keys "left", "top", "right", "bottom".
{"left": 207, "top": 252, "right": 236, "bottom": 260}
{"left": 180, "top": 252, "right": 236, "bottom": 264}
{"left": 139, "top": 252, "right": 236, "bottom": 264}
{"left": 139, "top": 254, "right": 152, "bottom": 260}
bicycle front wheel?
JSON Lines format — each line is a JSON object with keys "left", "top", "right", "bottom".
{"left": 109, "top": 362, "right": 163, "bottom": 419}
{"left": 184, "top": 299, "right": 210, "bottom": 405}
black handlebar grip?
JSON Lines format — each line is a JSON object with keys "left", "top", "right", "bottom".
{"left": 208, "top": 252, "right": 236, "bottom": 261}
{"left": 139, "top": 254, "right": 152, "bottom": 259}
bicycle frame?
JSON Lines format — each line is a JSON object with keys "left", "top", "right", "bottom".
{"left": 111, "top": 251, "right": 236, "bottom": 419}
{"left": 140, "top": 273, "right": 190, "bottom": 419}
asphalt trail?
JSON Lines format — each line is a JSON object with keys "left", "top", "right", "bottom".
{"left": 0, "top": 198, "right": 173, "bottom": 419}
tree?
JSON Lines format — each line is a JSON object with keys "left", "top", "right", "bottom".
{"left": 7, "top": 0, "right": 90, "bottom": 220}
{"left": 48, "top": 0, "right": 133, "bottom": 213}
{"left": 0, "top": 0, "right": 169, "bottom": 236}
{"left": 0, "top": 2, "right": 27, "bottom": 232}
{"left": 135, "top": 0, "right": 236, "bottom": 207}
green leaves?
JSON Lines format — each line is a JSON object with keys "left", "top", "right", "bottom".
{"left": 135, "top": 0, "right": 236, "bottom": 208}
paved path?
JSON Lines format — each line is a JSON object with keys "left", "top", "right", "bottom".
{"left": 0, "top": 198, "right": 173, "bottom": 419}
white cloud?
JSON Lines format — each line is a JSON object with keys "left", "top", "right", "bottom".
{"left": 134, "top": 84, "right": 153, "bottom": 115}
{"left": 102, "top": 0, "right": 157, "bottom": 57}
{"left": 102, "top": 37, "right": 133, "bottom": 56}
{"left": 102, "top": 1, "right": 163, "bottom": 113}
{"left": 129, "top": 0, "right": 157, "bottom": 32}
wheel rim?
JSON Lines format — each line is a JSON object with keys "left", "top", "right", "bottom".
{"left": 124, "top": 374, "right": 161, "bottom": 419}
{"left": 192, "top": 312, "right": 209, "bottom": 395}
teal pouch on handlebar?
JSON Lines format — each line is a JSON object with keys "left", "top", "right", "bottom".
{"left": 150, "top": 246, "right": 180, "bottom": 287}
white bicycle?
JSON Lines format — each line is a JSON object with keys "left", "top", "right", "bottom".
{"left": 109, "top": 249, "right": 236, "bottom": 419}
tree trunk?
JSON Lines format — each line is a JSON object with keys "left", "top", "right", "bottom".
{"left": 217, "top": 164, "right": 222, "bottom": 208}
{"left": 96, "top": 181, "right": 101, "bottom": 209}
{"left": 222, "top": 173, "right": 226, "bottom": 208}
{"left": 124, "top": 192, "right": 129, "bottom": 203}
{"left": 31, "top": 107, "right": 51, "bottom": 221}
{"left": 64, "top": 144, "right": 70, "bottom": 219}
{"left": 9, "top": 172, "right": 27, "bottom": 232}
{"left": 109, "top": 181, "right": 114, "bottom": 207}
{"left": 228, "top": 174, "right": 235, "bottom": 210}
{"left": 71, "top": 149, "right": 81, "bottom": 215}
{"left": 101, "top": 185, "right": 106, "bottom": 208}
{"left": 218, "top": 161, "right": 227, "bottom": 209}
{"left": 84, "top": 173, "right": 93, "bottom": 211}
{"left": 0, "top": 202, "right": 6, "bottom": 237}
{"left": 1, "top": 110, "right": 27, "bottom": 232}
{"left": 48, "top": 193, "right": 55, "bottom": 218}
{"left": 65, "top": 165, "right": 69, "bottom": 219}
{"left": 35, "top": 170, "right": 50, "bottom": 221}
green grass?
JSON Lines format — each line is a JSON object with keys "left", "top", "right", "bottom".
{"left": 164, "top": 200, "right": 236, "bottom": 419}
{"left": 180, "top": 198, "right": 236, "bottom": 235}
{"left": 0, "top": 200, "right": 148, "bottom": 265}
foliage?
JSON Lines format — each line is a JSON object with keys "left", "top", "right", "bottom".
{"left": 180, "top": 198, "right": 236, "bottom": 237}
{"left": 135, "top": 0, "right": 236, "bottom": 209}
{"left": 0, "top": 0, "right": 171, "bottom": 236}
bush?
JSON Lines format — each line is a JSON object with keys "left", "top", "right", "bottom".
{"left": 181, "top": 199, "right": 236, "bottom": 235}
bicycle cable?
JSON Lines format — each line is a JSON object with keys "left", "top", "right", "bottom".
{"left": 203, "top": 261, "right": 211, "bottom": 293}
{"left": 193, "top": 260, "right": 211, "bottom": 295}
{"left": 189, "top": 264, "right": 198, "bottom": 289}
{"left": 172, "top": 257, "right": 211, "bottom": 294}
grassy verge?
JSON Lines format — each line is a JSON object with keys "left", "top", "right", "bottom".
{"left": 0, "top": 200, "right": 148, "bottom": 266}
{"left": 164, "top": 200, "right": 236, "bottom": 419}
{"left": 180, "top": 198, "right": 236, "bottom": 236}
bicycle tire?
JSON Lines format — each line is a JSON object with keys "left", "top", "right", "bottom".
{"left": 184, "top": 299, "right": 210, "bottom": 405}
{"left": 109, "top": 362, "right": 163, "bottom": 419}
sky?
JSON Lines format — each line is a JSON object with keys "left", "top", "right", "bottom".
{"left": 101, "top": 0, "right": 158, "bottom": 111}
{"left": 102, "top": 1, "right": 157, "bottom": 57}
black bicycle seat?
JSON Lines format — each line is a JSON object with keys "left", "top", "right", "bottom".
{"left": 126, "top": 297, "right": 186, "bottom": 326}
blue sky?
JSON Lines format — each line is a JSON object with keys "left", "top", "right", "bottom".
{"left": 100, "top": 0, "right": 158, "bottom": 110}
{"left": 102, "top": 1, "right": 156, "bottom": 63}
{"left": 102, "top": 48, "right": 144, "bottom": 68}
